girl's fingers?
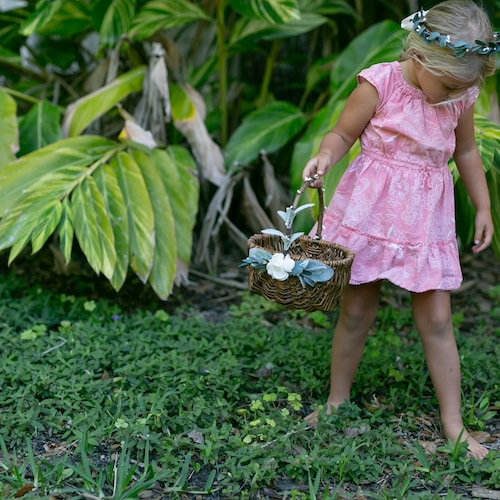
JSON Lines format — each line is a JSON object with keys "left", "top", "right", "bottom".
{"left": 472, "top": 228, "right": 492, "bottom": 253}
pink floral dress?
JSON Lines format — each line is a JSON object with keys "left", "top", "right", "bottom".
{"left": 321, "top": 61, "right": 479, "bottom": 292}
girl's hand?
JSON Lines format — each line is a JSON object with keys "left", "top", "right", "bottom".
{"left": 472, "top": 209, "right": 494, "bottom": 253}
{"left": 302, "top": 152, "right": 332, "bottom": 187}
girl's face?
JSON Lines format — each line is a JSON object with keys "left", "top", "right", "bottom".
{"left": 415, "top": 65, "right": 473, "bottom": 104}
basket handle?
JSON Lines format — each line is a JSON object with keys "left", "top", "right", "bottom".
{"left": 292, "top": 175, "right": 325, "bottom": 240}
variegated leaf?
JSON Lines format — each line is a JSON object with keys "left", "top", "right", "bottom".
{"left": 0, "top": 195, "right": 59, "bottom": 263}
{"left": 0, "top": 136, "right": 117, "bottom": 215}
{"left": 112, "top": 152, "right": 155, "bottom": 282}
{"left": 129, "top": 0, "right": 211, "bottom": 39}
{"left": 93, "top": 163, "right": 130, "bottom": 291}
{"left": 71, "top": 177, "right": 116, "bottom": 279}
{"left": 229, "top": 12, "right": 325, "bottom": 46}
{"left": 58, "top": 198, "right": 74, "bottom": 264}
{"left": 132, "top": 149, "right": 176, "bottom": 299}
{"left": 228, "top": 0, "right": 300, "bottom": 24}
{"left": 99, "top": 0, "right": 137, "bottom": 48}
{"left": 0, "top": 89, "right": 18, "bottom": 168}
{"left": 20, "top": 0, "right": 91, "bottom": 37}
{"left": 62, "top": 67, "right": 145, "bottom": 137}
{"left": 30, "top": 200, "right": 63, "bottom": 254}
{"left": 151, "top": 147, "right": 199, "bottom": 270}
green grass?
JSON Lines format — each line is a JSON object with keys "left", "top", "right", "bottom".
{"left": 0, "top": 272, "right": 498, "bottom": 499}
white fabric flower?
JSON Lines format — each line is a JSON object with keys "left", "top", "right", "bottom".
{"left": 266, "top": 253, "right": 295, "bottom": 281}
{"left": 400, "top": 10, "right": 428, "bottom": 31}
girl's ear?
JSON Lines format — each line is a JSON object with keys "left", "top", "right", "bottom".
{"left": 413, "top": 50, "right": 426, "bottom": 64}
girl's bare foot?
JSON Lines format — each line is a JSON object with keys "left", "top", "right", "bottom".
{"left": 304, "top": 408, "right": 320, "bottom": 427}
{"left": 464, "top": 435, "right": 489, "bottom": 460}
{"left": 304, "top": 402, "right": 339, "bottom": 427}
{"left": 443, "top": 420, "right": 489, "bottom": 460}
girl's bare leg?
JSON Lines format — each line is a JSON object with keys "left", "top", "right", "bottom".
{"left": 411, "top": 290, "right": 489, "bottom": 460}
{"left": 305, "top": 281, "right": 381, "bottom": 425}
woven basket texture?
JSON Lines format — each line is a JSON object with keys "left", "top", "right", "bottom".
{"left": 247, "top": 233, "right": 354, "bottom": 312}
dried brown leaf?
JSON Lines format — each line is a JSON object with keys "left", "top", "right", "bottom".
{"left": 470, "top": 430, "right": 494, "bottom": 443}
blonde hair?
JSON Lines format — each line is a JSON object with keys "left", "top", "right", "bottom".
{"left": 401, "top": 0, "right": 496, "bottom": 86}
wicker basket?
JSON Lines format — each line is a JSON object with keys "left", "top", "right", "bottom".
{"left": 246, "top": 180, "right": 355, "bottom": 312}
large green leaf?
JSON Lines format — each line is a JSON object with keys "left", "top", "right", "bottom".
{"left": 62, "top": 66, "right": 146, "bottom": 137}
{"left": 228, "top": 0, "right": 300, "bottom": 24}
{"left": 289, "top": 99, "right": 359, "bottom": 232}
{"left": 133, "top": 150, "right": 176, "bottom": 299}
{"left": 449, "top": 115, "right": 500, "bottom": 183}
{"left": 129, "top": 0, "right": 211, "bottom": 39}
{"left": 97, "top": 0, "right": 137, "bottom": 48}
{"left": 24, "top": 165, "right": 91, "bottom": 204}
{"left": 487, "top": 153, "right": 500, "bottom": 259}
{"left": 19, "top": 0, "right": 65, "bottom": 36}
{"left": 0, "top": 143, "right": 123, "bottom": 269}
{"left": 57, "top": 198, "right": 74, "bottom": 264}
{"left": 0, "top": 136, "right": 118, "bottom": 215}
{"left": 151, "top": 146, "right": 199, "bottom": 267}
{"left": 93, "top": 164, "right": 130, "bottom": 291}
{"left": 452, "top": 114, "right": 500, "bottom": 257}
{"left": 20, "top": 0, "right": 92, "bottom": 37}
{"left": 0, "top": 89, "right": 18, "bottom": 168}
{"left": 474, "top": 115, "right": 500, "bottom": 173}
{"left": 71, "top": 176, "right": 116, "bottom": 279}
{"left": 30, "top": 200, "right": 63, "bottom": 254}
{"left": 169, "top": 83, "right": 196, "bottom": 121}
{"left": 112, "top": 152, "right": 155, "bottom": 282}
{"left": 230, "top": 12, "right": 326, "bottom": 46}
{"left": 225, "top": 101, "right": 306, "bottom": 167}
{"left": 0, "top": 193, "right": 62, "bottom": 264}
{"left": 305, "top": 0, "right": 357, "bottom": 17}
{"left": 330, "top": 20, "right": 403, "bottom": 102}
{"left": 290, "top": 98, "right": 350, "bottom": 192}
{"left": 18, "top": 100, "right": 62, "bottom": 155}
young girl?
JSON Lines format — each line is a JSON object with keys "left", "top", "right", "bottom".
{"left": 302, "top": 0, "right": 497, "bottom": 460}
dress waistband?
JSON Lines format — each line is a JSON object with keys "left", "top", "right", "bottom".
{"left": 361, "top": 151, "right": 444, "bottom": 171}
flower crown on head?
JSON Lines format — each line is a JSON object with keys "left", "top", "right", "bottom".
{"left": 401, "top": 8, "right": 499, "bottom": 58}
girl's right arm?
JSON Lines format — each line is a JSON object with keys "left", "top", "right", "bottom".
{"left": 303, "top": 79, "right": 379, "bottom": 185}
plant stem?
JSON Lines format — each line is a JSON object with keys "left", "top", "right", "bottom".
{"left": 257, "top": 40, "right": 281, "bottom": 108}
{"left": 216, "top": 0, "right": 228, "bottom": 147}
{"left": 0, "top": 86, "right": 41, "bottom": 105}
{"left": 60, "top": 144, "right": 127, "bottom": 201}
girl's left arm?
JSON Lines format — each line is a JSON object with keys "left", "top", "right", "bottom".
{"left": 453, "top": 105, "right": 494, "bottom": 253}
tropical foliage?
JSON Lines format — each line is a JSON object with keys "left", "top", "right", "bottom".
{"left": 0, "top": 0, "right": 499, "bottom": 300}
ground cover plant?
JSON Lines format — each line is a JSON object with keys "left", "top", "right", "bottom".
{"left": 0, "top": 252, "right": 499, "bottom": 499}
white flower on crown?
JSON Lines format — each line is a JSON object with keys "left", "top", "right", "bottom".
{"left": 266, "top": 253, "right": 295, "bottom": 281}
{"left": 400, "top": 9, "right": 428, "bottom": 31}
